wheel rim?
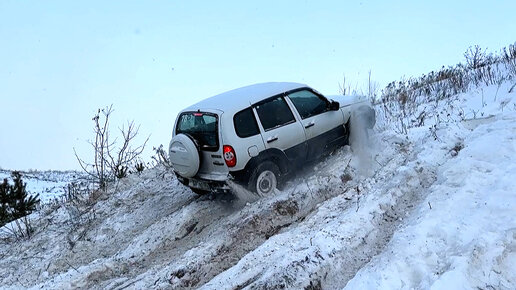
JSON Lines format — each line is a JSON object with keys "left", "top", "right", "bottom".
{"left": 256, "top": 170, "right": 277, "bottom": 195}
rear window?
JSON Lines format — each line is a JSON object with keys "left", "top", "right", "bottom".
{"left": 234, "top": 107, "right": 260, "bottom": 138}
{"left": 176, "top": 112, "right": 219, "bottom": 151}
{"left": 255, "top": 96, "right": 295, "bottom": 131}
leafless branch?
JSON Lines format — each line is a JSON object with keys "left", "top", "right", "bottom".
{"left": 74, "top": 105, "right": 149, "bottom": 189}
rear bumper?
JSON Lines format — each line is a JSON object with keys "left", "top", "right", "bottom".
{"left": 175, "top": 173, "right": 231, "bottom": 193}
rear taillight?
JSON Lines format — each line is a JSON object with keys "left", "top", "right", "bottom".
{"left": 223, "top": 145, "right": 236, "bottom": 167}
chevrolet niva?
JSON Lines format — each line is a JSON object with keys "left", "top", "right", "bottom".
{"left": 169, "top": 82, "right": 375, "bottom": 195}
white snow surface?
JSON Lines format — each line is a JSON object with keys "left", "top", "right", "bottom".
{"left": 345, "top": 108, "right": 516, "bottom": 289}
{"left": 0, "top": 83, "right": 515, "bottom": 289}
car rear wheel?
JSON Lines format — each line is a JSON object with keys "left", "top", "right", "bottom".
{"left": 248, "top": 161, "right": 280, "bottom": 196}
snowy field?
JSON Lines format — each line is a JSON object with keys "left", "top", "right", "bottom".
{"left": 0, "top": 169, "right": 89, "bottom": 203}
{"left": 0, "top": 82, "right": 515, "bottom": 289}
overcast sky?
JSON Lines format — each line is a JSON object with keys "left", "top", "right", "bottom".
{"left": 1, "top": 0, "right": 515, "bottom": 170}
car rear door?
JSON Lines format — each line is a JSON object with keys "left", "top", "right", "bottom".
{"left": 174, "top": 110, "right": 228, "bottom": 181}
{"left": 254, "top": 95, "right": 307, "bottom": 163}
{"left": 286, "top": 89, "right": 345, "bottom": 160}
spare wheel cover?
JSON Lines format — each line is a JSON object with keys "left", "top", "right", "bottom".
{"left": 169, "top": 134, "right": 200, "bottom": 178}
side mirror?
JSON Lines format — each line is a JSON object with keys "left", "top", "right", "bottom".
{"left": 329, "top": 100, "right": 340, "bottom": 111}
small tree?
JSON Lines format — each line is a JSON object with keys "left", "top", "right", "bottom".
{"left": 0, "top": 179, "right": 10, "bottom": 226}
{"left": 0, "top": 172, "right": 40, "bottom": 238}
{"left": 9, "top": 172, "right": 40, "bottom": 220}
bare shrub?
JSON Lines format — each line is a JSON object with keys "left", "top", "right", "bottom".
{"left": 377, "top": 42, "right": 514, "bottom": 135}
{"left": 464, "top": 45, "right": 489, "bottom": 70}
{"left": 74, "top": 105, "right": 149, "bottom": 189}
{"left": 151, "top": 144, "right": 171, "bottom": 168}
{"left": 502, "top": 43, "right": 516, "bottom": 78}
{"left": 367, "top": 70, "right": 380, "bottom": 103}
{"left": 109, "top": 119, "right": 149, "bottom": 178}
{"left": 464, "top": 45, "right": 505, "bottom": 86}
{"left": 339, "top": 71, "right": 380, "bottom": 103}
{"left": 338, "top": 74, "right": 350, "bottom": 96}
{"left": 135, "top": 161, "right": 145, "bottom": 174}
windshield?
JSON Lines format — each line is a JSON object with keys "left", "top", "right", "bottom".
{"left": 176, "top": 112, "right": 219, "bottom": 151}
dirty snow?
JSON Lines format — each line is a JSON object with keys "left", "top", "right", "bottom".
{"left": 0, "top": 82, "right": 515, "bottom": 289}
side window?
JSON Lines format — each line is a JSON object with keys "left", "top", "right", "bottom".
{"left": 234, "top": 107, "right": 260, "bottom": 138}
{"left": 288, "top": 90, "right": 329, "bottom": 119}
{"left": 255, "top": 96, "right": 295, "bottom": 131}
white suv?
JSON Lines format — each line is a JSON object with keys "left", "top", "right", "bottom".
{"left": 169, "top": 82, "right": 375, "bottom": 195}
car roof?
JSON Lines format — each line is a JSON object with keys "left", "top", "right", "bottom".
{"left": 182, "top": 82, "right": 308, "bottom": 114}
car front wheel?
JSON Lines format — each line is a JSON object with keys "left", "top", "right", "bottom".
{"left": 248, "top": 161, "right": 280, "bottom": 196}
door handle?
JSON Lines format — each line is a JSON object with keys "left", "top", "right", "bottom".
{"left": 305, "top": 121, "right": 315, "bottom": 129}
{"left": 267, "top": 136, "right": 278, "bottom": 143}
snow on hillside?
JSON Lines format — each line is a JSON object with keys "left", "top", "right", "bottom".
{"left": 345, "top": 106, "right": 516, "bottom": 288}
{"left": 0, "top": 82, "right": 515, "bottom": 289}
{"left": 0, "top": 169, "right": 89, "bottom": 203}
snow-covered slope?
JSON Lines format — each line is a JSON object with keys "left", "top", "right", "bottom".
{"left": 0, "top": 83, "right": 515, "bottom": 289}
{"left": 345, "top": 106, "right": 516, "bottom": 289}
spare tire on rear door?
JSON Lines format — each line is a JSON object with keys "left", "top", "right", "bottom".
{"left": 169, "top": 134, "right": 200, "bottom": 178}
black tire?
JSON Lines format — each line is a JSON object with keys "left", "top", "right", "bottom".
{"left": 191, "top": 187, "right": 210, "bottom": 195}
{"left": 247, "top": 161, "right": 281, "bottom": 196}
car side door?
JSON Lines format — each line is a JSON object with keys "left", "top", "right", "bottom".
{"left": 286, "top": 89, "right": 345, "bottom": 160}
{"left": 254, "top": 95, "right": 307, "bottom": 163}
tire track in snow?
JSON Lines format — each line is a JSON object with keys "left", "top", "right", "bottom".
{"left": 160, "top": 141, "right": 398, "bottom": 288}
{"left": 201, "top": 136, "right": 441, "bottom": 289}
